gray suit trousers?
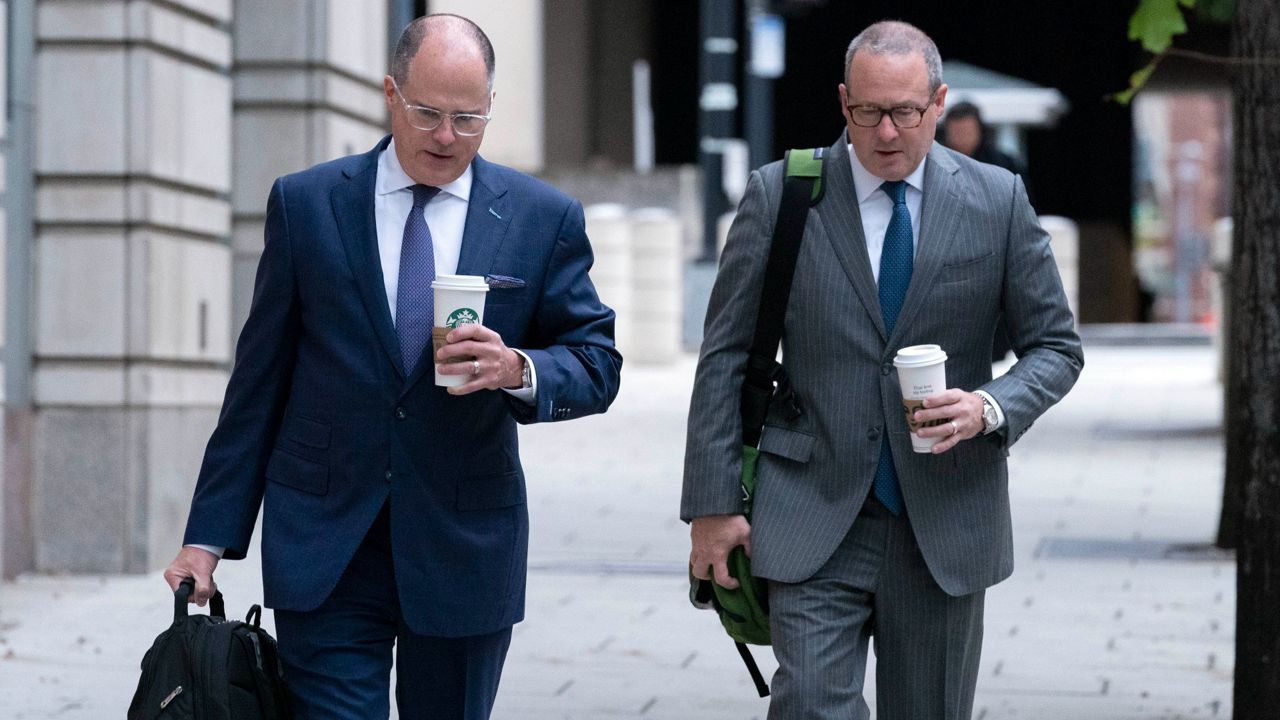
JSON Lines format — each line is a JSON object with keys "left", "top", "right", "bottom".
{"left": 768, "top": 498, "right": 984, "bottom": 720}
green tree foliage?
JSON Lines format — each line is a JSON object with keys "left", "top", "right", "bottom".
{"left": 1116, "top": 0, "right": 1235, "bottom": 103}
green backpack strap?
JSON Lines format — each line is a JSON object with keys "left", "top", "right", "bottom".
{"left": 784, "top": 146, "right": 825, "bottom": 202}
{"left": 689, "top": 147, "right": 828, "bottom": 700}
{"left": 741, "top": 147, "right": 827, "bottom": 448}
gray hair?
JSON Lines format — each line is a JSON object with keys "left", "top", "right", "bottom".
{"left": 844, "top": 21, "right": 943, "bottom": 94}
{"left": 391, "top": 13, "right": 496, "bottom": 92}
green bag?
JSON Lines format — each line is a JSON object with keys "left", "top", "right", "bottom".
{"left": 690, "top": 446, "right": 770, "bottom": 646}
{"left": 688, "top": 148, "right": 826, "bottom": 697}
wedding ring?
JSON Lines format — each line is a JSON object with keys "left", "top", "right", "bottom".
{"left": 471, "top": 360, "right": 480, "bottom": 376}
{"left": 950, "top": 420, "right": 959, "bottom": 436}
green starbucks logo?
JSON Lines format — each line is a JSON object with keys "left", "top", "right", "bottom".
{"left": 446, "top": 308, "right": 479, "bottom": 328}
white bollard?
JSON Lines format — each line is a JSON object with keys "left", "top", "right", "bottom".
{"left": 630, "top": 208, "right": 683, "bottom": 364}
{"left": 585, "top": 204, "right": 633, "bottom": 357}
{"left": 1037, "top": 215, "right": 1079, "bottom": 325}
{"left": 1211, "top": 217, "right": 1232, "bottom": 382}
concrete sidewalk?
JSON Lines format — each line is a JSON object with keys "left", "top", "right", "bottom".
{"left": 0, "top": 344, "right": 1232, "bottom": 719}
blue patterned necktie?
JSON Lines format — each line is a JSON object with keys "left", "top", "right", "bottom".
{"left": 396, "top": 184, "right": 440, "bottom": 375}
{"left": 873, "top": 180, "right": 913, "bottom": 515}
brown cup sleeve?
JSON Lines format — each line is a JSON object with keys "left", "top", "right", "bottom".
{"left": 431, "top": 326, "right": 479, "bottom": 366}
{"left": 901, "top": 397, "right": 949, "bottom": 432}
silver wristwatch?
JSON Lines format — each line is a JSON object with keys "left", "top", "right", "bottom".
{"left": 520, "top": 359, "right": 533, "bottom": 389}
{"left": 980, "top": 396, "right": 999, "bottom": 434}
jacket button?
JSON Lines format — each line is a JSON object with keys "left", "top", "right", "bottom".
{"left": 881, "top": 364, "right": 892, "bottom": 376}
{"left": 384, "top": 470, "right": 393, "bottom": 482}
{"left": 395, "top": 406, "right": 407, "bottom": 420}
{"left": 867, "top": 427, "right": 881, "bottom": 440}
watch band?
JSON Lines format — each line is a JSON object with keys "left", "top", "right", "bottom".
{"left": 981, "top": 396, "right": 998, "bottom": 434}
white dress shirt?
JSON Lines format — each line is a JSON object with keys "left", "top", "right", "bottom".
{"left": 376, "top": 139, "right": 536, "bottom": 403}
{"left": 846, "top": 145, "right": 1005, "bottom": 433}
{"left": 846, "top": 145, "right": 925, "bottom": 283}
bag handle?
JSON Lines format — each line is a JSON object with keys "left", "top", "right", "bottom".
{"left": 174, "top": 577, "right": 227, "bottom": 624}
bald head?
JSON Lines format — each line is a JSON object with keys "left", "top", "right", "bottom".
{"left": 392, "top": 13, "right": 496, "bottom": 91}
{"left": 844, "top": 20, "right": 942, "bottom": 95}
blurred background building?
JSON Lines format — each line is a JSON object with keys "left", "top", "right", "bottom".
{"left": 0, "top": 0, "right": 1233, "bottom": 577}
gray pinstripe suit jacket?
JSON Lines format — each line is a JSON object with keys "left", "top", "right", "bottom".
{"left": 682, "top": 135, "right": 1083, "bottom": 597}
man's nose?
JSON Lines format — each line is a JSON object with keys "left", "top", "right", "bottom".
{"left": 431, "top": 118, "right": 457, "bottom": 144}
{"left": 876, "top": 114, "right": 900, "bottom": 141}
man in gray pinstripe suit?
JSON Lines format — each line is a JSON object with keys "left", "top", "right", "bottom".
{"left": 682, "top": 21, "right": 1083, "bottom": 719}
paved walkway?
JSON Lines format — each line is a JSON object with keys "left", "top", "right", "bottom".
{"left": 0, "top": 344, "right": 1232, "bottom": 719}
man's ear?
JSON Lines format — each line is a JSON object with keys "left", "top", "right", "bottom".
{"left": 384, "top": 76, "right": 397, "bottom": 109}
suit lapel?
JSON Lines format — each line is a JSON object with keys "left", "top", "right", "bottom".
{"left": 891, "top": 143, "right": 962, "bottom": 346}
{"left": 402, "top": 155, "right": 513, "bottom": 392}
{"left": 333, "top": 137, "right": 406, "bottom": 380}
{"left": 814, "top": 134, "right": 887, "bottom": 341}
{"left": 455, "top": 156, "right": 513, "bottom": 276}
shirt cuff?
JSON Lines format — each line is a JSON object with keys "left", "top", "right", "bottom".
{"left": 973, "top": 390, "right": 1006, "bottom": 433}
{"left": 186, "top": 544, "right": 225, "bottom": 559}
{"left": 501, "top": 349, "right": 537, "bottom": 405}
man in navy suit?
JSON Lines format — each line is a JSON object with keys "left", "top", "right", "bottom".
{"left": 163, "top": 13, "right": 621, "bottom": 719}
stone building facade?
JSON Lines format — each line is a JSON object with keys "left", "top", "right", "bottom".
{"left": 1, "top": 0, "right": 611, "bottom": 577}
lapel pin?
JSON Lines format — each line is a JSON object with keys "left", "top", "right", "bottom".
{"left": 488, "top": 207, "right": 502, "bottom": 219}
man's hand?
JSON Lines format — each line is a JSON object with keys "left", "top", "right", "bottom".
{"left": 435, "top": 324, "right": 525, "bottom": 396}
{"left": 690, "top": 514, "right": 752, "bottom": 589}
{"left": 163, "top": 547, "right": 220, "bottom": 607}
{"left": 911, "top": 388, "right": 985, "bottom": 454}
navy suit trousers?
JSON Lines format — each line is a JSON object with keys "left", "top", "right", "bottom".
{"left": 274, "top": 503, "right": 512, "bottom": 720}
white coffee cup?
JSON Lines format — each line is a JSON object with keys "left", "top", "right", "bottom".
{"left": 431, "top": 275, "right": 489, "bottom": 387}
{"left": 893, "top": 344, "right": 948, "bottom": 453}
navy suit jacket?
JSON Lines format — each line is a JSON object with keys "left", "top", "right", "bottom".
{"left": 184, "top": 136, "right": 621, "bottom": 636}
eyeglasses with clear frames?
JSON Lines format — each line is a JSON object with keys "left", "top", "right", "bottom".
{"left": 845, "top": 93, "right": 936, "bottom": 129}
{"left": 390, "top": 78, "right": 491, "bottom": 137}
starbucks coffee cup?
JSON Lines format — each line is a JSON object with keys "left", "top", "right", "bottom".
{"left": 892, "top": 344, "right": 948, "bottom": 453}
{"left": 431, "top": 274, "right": 489, "bottom": 387}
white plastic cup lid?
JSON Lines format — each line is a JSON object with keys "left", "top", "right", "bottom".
{"left": 893, "top": 344, "right": 947, "bottom": 368}
{"left": 431, "top": 274, "right": 489, "bottom": 292}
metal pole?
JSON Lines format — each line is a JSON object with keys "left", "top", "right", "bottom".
{"left": 698, "top": 0, "right": 737, "bottom": 261}
{"left": 745, "top": 1, "right": 784, "bottom": 172}
{"left": 388, "top": 0, "right": 417, "bottom": 59}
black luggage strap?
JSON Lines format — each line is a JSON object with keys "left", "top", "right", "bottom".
{"left": 736, "top": 641, "right": 771, "bottom": 697}
{"left": 741, "top": 146, "right": 825, "bottom": 448}
{"left": 732, "top": 147, "right": 826, "bottom": 697}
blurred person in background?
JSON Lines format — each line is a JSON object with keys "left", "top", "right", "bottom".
{"left": 942, "top": 100, "right": 1029, "bottom": 362}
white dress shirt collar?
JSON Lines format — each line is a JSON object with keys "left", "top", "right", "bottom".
{"left": 377, "top": 138, "right": 473, "bottom": 203}
{"left": 847, "top": 144, "right": 927, "bottom": 204}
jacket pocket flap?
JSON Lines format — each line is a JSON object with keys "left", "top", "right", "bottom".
{"left": 265, "top": 448, "right": 330, "bottom": 495}
{"left": 283, "top": 415, "right": 331, "bottom": 449}
{"left": 758, "top": 426, "right": 816, "bottom": 463}
{"left": 457, "top": 471, "right": 525, "bottom": 510}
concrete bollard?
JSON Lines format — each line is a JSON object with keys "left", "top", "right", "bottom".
{"left": 629, "top": 208, "right": 683, "bottom": 364}
{"left": 585, "top": 203, "right": 633, "bottom": 357}
{"left": 1038, "top": 215, "right": 1079, "bottom": 325}
{"left": 1211, "top": 216, "right": 1232, "bottom": 382}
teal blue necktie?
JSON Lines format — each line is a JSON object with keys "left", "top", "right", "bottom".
{"left": 873, "top": 180, "right": 912, "bottom": 515}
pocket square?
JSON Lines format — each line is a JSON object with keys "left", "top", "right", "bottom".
{"left": 485, "top": 274, "right": 526, "bottom": 289}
